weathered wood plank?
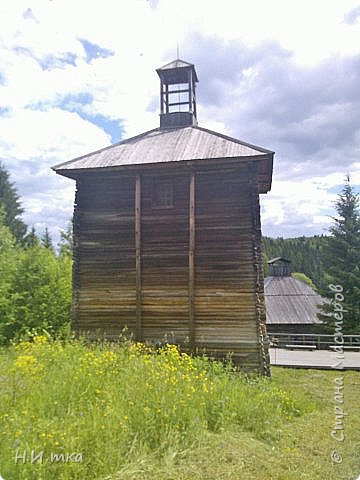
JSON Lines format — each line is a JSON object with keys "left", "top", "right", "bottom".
{"left": 135, "top": 174, "right": 142, "bottom": 341}
{"left": 189, "top": 172, "right": 195, "bottom": 348}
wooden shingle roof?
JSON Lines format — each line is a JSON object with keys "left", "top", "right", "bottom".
{"left": 264, "top": 276, "right": 323, "bottom": 325}
{"left": 53, "top": 125, "right": 274, "bottom": 192}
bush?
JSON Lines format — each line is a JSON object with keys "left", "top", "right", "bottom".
{"left": 0, "top": 240, "right": 72, "bottom": 343}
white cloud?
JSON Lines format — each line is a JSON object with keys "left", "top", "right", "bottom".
{"left": 261, "top": 176, "right": 338, "bottom": 236}
{"left": 0, "top": 108, "right": 110, "bottom": 160}
{"left": 0, "top": 0, "right": 359, "bottom": 242}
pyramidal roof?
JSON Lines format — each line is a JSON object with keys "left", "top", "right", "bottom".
{"left": 53, "top": 125, "right": 273, "bottom": 190}
{"left": 157, "top": 58, "right": 195, "bottom": 70}
{"left": 156, "top": 58, "right": 199, "bottom": 82}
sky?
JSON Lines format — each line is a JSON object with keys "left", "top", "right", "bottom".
{"left": 0, "top": 0, "right": 360, "bottom": 243}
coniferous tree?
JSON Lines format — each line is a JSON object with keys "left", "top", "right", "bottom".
{"left": 24, "top": 226, "right": 39, "bottom": 248}
{"left": 41, "top": 227, "right": 54, "bottom": 251}
{"left": 317, "top": 176, "right": 360, "bottom": 333}
{"left": 0, "top": 163, "right": 27, "bottom": 243}
{"left": 58, "top": 222, "right": 73, "bottom": 257}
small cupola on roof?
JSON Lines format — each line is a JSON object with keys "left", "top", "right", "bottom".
{"left": 267, "top": 257, "right": 292, "bottom": 277}
{"left": 156, "top": 59, "right": 198, "bottom": 129}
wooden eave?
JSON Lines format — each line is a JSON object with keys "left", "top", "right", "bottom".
{"left": 55, "top": 153, "right": 273, "bottom": 193}
{"left": 53, "top": 125, "right": 274, "bottom": 192}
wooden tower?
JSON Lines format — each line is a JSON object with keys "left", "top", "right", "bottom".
{"left": 157, "top": 59, "right": 198, "bottom": 128}
{"left": 53, "top": 58, "right": 274, "bottom": 374}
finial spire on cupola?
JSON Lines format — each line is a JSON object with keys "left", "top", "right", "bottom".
{"left": 156, "top": 59, "right": 198, "bottom": 129}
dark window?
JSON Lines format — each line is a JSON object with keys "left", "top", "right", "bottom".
{"left": 153, "top": 181, "right": 174, "bottom": 208}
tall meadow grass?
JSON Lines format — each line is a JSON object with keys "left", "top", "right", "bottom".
{"left": 0, "top": 335, "right": 308, "bottom": 479}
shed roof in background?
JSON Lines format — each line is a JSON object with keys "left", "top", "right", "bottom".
{"left": 264, "top": 276, "right": 323, "bottom": 325}
{"left": 267, "top": 257, "right": 291, "bottom": 264}
{"left": 53, "top": 125, "right": 274, "bottom": 192}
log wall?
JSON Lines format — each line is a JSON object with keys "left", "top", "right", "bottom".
{"left": 195, "top": 168, "right": 264, "bottom": 369}
{"left": 141, "top": 173, "right": 190, "bottom": 342}
{"left": 73, "top": 175, "right": 136, "bottom": 337}
{"left": 72, "top": 164, "right": 269, "bottom": 373}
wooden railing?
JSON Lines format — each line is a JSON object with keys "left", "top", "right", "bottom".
{"left": 267, "top": 333, "right": 360, "bottom": 351}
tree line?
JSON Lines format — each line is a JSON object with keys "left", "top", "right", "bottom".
{"left": 262, "top": 176, "right": 360, "bottom": 334}
{"left": 262, "top": 235, "right": 325, "bottom": 287}
{"left": 0, "top": 163, "right": 359, "bottom": 341}
{"left": 0, "top": 163, "right": 72, "bottom": 343}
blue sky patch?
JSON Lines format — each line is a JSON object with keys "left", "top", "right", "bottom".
{"left": 78, "top": 112, "right": 124, "bottom": 143}
{"left": 0, "top": 106, "right": 10, "bottom": 116}
{"left": 60, "top": 93, "right": 94, "bottom": 109}
{"left": 327, "top": 184, "right": 343, "bottom": 194}
{"left": 327, "top": 183, "right": 360, "bottom": 195}
{"left": 39, "top": 52, "right": 77, "bottom": 70}
{"left": 14, "top": 46, "right": 33, "bottom": 57}
{"left": 58, "top": 93, "right": 123, "bottom": 142}
{"left": 79, "top": 38, "right": 114, "bottom": 63}
{"left": 25, "top": 100, "right": 51, "bottom": 111}
{"left": 13, "top": 45, "right": 77, "bottom": 70}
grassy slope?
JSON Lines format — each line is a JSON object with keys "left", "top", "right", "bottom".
{"left": 0, "top": 339, "right": 359, "bottom": 480}
{"left": 108, "top": 368, "right": 360, "bottom": 480}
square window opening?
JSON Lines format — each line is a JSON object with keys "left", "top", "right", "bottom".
{"left": 153, "top": 181, "right": 174, "bottom": 208}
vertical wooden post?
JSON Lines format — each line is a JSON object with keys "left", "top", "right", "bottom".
{"left": 135, "top": 174, "right": 142, "bottom": 341}
{"left": 193, "top": 75, "right": 197, "bottom": 119}
{"left": 160, "top": 80, "right": 164, "bottom": 114}
{"left": 165, "top": 84, "right": 169, "bottom": 113}
{"left": 189, "top": 172, "right": 196, "bottom": 348}
{"left": 188, "top": 70, "right": 192, "bottom": 112}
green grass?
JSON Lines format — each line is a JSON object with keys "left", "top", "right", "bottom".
{"left": 0, "top": 335, "right": 359, "bottom": 479}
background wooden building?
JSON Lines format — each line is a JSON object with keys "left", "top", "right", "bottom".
{"left": 53, "top": 59, "right": 274, "bottom": 374}
{"left": 265, "top": 257, "right": 323, "bottom": 334}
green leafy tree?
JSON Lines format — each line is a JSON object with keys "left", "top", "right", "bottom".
{"left": 292, "top": 272, "right": 316, "bottom": 290}
{"left": 0, "top": 173, "right": 72, "bottom": 342}
{"left": 317, "top": 177, "right": 360, "bottom": 333}
{"left": 0, "top": 240, "right": 72, "bottom": 343}
{"left": 0, "top": 163, "right": 27, "bottom": 243}
{"left": 6, "top": 245, "right": 72, "bottom": 340}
